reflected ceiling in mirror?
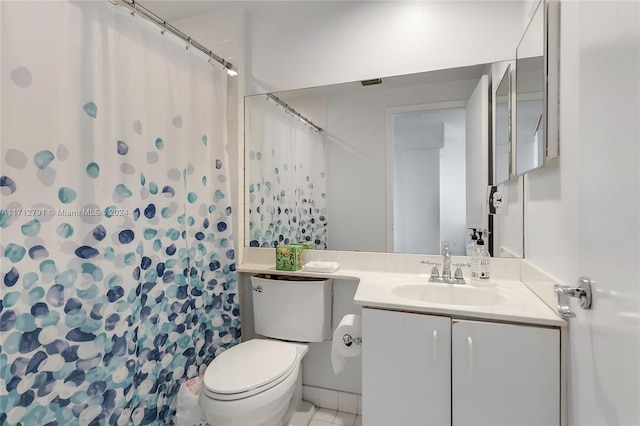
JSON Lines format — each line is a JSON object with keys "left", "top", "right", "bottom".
{"left": 245, "top": 63, "right": 524, "bottom": 258}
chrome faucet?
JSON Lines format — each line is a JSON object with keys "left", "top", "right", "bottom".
{"left": 441, "top": 244, "right": 452, "bottom": 281}
{"left": 421, "top": 243, "right": 470, "bottom": 284}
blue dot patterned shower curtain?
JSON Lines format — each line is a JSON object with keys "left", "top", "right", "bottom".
{"left": 0, "top": 1, "right": 240, "bottom": 425}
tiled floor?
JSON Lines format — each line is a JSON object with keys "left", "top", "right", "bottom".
{"left": 308, "top": 407, "right": 362, "bottom": 426}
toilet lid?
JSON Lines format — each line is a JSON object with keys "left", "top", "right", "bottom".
{"left": 203, "top": 339, "right": 298, "bottom": 395}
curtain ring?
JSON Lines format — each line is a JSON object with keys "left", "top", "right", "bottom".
{"left": 161, "top": 22, "right": 167, "bottom": 35}
{"left": 186, "top": 36, "right": 191, "bottom": 50}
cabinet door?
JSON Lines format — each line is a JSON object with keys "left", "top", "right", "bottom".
{"left": 452, "top": 320, "right": 560, "bottom": 426}
{"left": 362, "top": 308, "right": 451, "bottom": 426}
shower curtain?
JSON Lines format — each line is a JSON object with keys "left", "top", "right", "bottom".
{"left": 0, "top": 2, "right": 240, "bottom": 425}
{"left": 246, "top": 95, "right": 328, "bottom": 249}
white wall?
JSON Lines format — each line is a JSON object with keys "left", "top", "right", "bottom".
{"left": 525, "top": 1, "right": 640, "bottom": 425}
{"left": 394, "top": 130, "right": 441, "bottom": 254}
{"left": 245, "top": 1, "right": 525, "bottom": 94}
{"left": 322, "top": 89, "right": 386, "bottom": 252}
{"left": 440, "top": 121, "right": 467, "bottom": 256}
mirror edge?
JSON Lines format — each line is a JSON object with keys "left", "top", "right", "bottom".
{"left": 545, "top": 0, "right": 560, "bottom": 160}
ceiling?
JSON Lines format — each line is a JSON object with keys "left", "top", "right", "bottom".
{"left": 138, "top": 1, "right": 232, "bottom": 21}
{"left": 138, "top": 0, "right": 267, "bottom": 22}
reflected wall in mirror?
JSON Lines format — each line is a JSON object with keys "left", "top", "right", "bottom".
{"left": 245, "top": 64, "right": 524, "bottom": 258}
{"left": 494, "top": 64, "right": 512, "bottom": 185}
{"left": 515, "top": 0, "right": 560, "bottom": 176}
{"left": 389, "top": 106, "right": 466, "bottom": 255}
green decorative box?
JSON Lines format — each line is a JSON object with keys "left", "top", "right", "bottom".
{"left": 291, "top": 241, "right": 314, "bottom": 250}
{"left": 276, "top": 245, "right": 304, "bottom": 271}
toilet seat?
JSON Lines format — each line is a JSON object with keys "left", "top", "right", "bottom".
{"left": 202, "top": 339, "right": 298, "bottom": 401}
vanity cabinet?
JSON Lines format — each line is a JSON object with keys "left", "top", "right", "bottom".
{"left": 362, "top": 308, "right": 560, "bottom": 426}
{"left": 362, "top": 309, "right": 451, "bottom": 425}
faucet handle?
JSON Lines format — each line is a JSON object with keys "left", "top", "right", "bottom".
{"left": 453, "top": 262, "right": 471, "bottom": 280}
{"left": 430, "top": 266, "right": 440, "bottom": 280}
{"left": 421, "top": 260, "right": 441, "bottom": 281}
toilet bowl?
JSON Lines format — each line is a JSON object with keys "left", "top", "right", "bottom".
{"left": 199, "top": 339, "right": 308, "bottom": 426}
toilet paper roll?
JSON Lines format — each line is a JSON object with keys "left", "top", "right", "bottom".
{"left": 331, "top": 314, "right": 362, "bottom": 375}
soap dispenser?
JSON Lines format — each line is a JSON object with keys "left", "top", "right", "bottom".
{"left": 471, "top": 230, "right": 490, "bottom": 283}
{"left": 466, "top": 228, "right": 478, "bottom": 256}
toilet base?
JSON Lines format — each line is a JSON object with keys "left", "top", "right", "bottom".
{"left": 281, "top": 356, "right": 315, "bottom": 426}
{"left": 285, "top": 400, "right": 315, "bottom": 426}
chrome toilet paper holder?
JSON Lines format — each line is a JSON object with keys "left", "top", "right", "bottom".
{"left": 342, "top": 334, "right": 362, "bottom": 347}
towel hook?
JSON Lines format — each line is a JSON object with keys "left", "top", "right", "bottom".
{"left": 555, "top": 277, "right": 593, "bottom": 318}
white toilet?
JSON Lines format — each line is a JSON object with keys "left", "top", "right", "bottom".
{"left": 199, "top": 275, "right": 332, "bottom": 426}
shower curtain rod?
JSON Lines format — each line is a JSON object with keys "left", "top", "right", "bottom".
{"left": 110, "top": 0, "right": 237, "bottom": 76}
{"left": 266, "top": 93, "right": 323, "bottom": 133}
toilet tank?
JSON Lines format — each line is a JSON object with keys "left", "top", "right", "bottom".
{"left": 251, "top": 274, "right": 332, "bottom": 342}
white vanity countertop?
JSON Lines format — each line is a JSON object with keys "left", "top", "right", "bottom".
{"left": 351, "top": 271, "right": 566, "bottom": 327}
{"left": 237, "top": 262, "right": 566, "bottom": 327}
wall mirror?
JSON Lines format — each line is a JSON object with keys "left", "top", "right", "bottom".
{"left": 515, "top": 0, "right": 559, "bottom": 175}
{"left": 245, "top": 63, "right": 524, "bottom": 258}
{"left": 494, "top": 65, "right": 512, "bottom": 185}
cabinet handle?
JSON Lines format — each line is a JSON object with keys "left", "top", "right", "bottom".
{"left": 467, "top": 336, "right": 473, "bottom": 372}
{"left": 432, "top": 330, "right": 438, "bottom": 361}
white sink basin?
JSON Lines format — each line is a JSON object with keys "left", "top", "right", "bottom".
{"left": 391, "top": 283, "right": 508, "bottom": 306}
